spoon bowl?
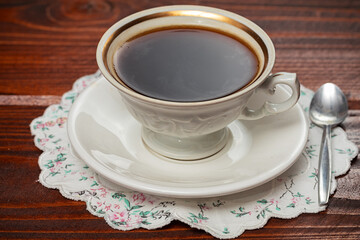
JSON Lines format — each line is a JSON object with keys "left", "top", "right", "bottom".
{"left": 310, "top": 83, "right": 348, "bottom": 126}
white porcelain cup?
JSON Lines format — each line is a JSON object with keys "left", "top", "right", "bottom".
{"left": 97, "top": 5, "right": 300, "bottom": 160}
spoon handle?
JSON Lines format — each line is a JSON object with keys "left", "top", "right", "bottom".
{"left": 318, "top": 125, "right": 332, "bottom": 205}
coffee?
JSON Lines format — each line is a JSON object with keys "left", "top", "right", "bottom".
{"left": 113, "top": 28, "right": 259, "bottom": 102}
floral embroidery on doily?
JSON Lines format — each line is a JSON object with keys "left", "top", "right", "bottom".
{"left": 31, "top": 71, "right": 358, "bottom": 239}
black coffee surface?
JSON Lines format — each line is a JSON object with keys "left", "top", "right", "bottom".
{"left": 114, "top": 29, "right": 258, "bottom": 102}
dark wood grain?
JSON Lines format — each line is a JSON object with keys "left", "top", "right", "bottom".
{"left": 0, "top": 0, "right": 359, "bottom": 107}
{"left": 0, "top": 0, "right": 359, "bottom": 239}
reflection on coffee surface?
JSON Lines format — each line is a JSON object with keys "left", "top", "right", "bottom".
{"left": 114, "top": 28, "right": 259, "bottom": 102}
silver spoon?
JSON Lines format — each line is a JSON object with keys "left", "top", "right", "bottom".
{"left": 309, "top": 83, "right": 348, "bottom": 205}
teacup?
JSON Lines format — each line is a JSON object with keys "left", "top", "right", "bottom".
{"left": 96, "top": 5, "right": 300, "bottom": 160}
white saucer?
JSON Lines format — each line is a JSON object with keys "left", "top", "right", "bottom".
{"left": 67, "top": 78, "right": 309, "bottom": 198}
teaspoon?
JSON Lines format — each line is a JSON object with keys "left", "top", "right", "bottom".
{"left": 309, "top": 83, "right": 348, "bottom": 205}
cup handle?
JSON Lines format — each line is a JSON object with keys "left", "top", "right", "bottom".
{"left": 240, "top": 72, "right": 300, "bottom": 120}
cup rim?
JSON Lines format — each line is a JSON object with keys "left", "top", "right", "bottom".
{"left": 96, "top": 5, "right": 275, "bottom": 107}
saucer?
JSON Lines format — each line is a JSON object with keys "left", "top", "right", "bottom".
{"left": 67, "top": 78, "right": 308, "bottom": 198}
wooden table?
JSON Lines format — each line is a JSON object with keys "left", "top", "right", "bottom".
{"left": 1, "top": 0, "right": 359, "bottom": 239}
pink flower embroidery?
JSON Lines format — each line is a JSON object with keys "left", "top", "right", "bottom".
{"left": 57, "top": 147, "right": 66, "bottom": 152}
{"left": 97, "top": 188, "right": 108, "bottom": 198}
{"left": 133, "top": 215, "right": 143, "bottom": 224}
{"left": 39, "top": 138, "right": 49, "bottom": 146}
{"left": 45, "top": 121, "right": 55, "bottom": 127}
{"left": 119, "top": 211, "right": 126, "bottom": 217}
{"left": 109, "top": 213, "right": 119, "bottom": 221}
{"left": 104, "top": 204, "right": 112, "bottom": 211}
{"left": 118, "top": 210, "right": 128, "bottom": 223}
{"left": 132, "top": 193, "right": 146, "bottom": 205}
{"left": 56, "top": 117, "right": 67, "bottom": 128}
{"left": 108, "top": 211, "right": 128, "bottom": 222}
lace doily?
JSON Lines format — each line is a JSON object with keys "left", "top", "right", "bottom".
{"left": 30, "top": 71, "right": 358, "bottom": 239}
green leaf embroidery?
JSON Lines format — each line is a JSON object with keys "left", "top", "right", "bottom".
{"left": 305, "top": 198, "right": 315, "bottom": 205}
{"left": 335, "top": 148, "right": 355, "bottom": 156}
{"left": 79, "top": 176, "right": 88, "bottom": 181}
{"left": 188, "top": 212, "right": 208, "bottom": 223}
{"left": 112, "top": 192, "right": 126, "bottom": 199}
{"left": 235, "top": 212, "right": 249, "bottom": 217}
{"left": 130, "top": 205, "right": 143, "bottom": 211}
{"left": 49, "top": 172, "right": 60, "bottom": 177}
{"left": 55, "top": 153, "right": 66, "bottom": 162}
{"left": 256, "top": 210, "right": 265, "bottom": 219}
{"left": 65, "top": 93, "right": 77, "bottom": 103}
{"left": 305, "top": 145, "right": 318, "bottom": 159}
{"left": 112, "top": 220, "right": 126, "bottom": 226}
{"left": 139, "top": 211, "right": 151, "bottom": 218}
{"left": 141, "top": 220, "right": 151, "bottom": 225}
{"left": 97, "top": 209, "right": 105, "bottom": 214}
{"left": 124, "top": 198, "right": 131, "bottom": 210}
{"left": 230, "top": 207, "right": 251, "bottom": 218}
{"left": 294, "top": 192, "right": 304, "bottom": 197}
{"left": 257, "top": 199, "right": 268, "bottom": 204}
{"left": 287, "top": 203, "right": 295, "bottom": 208}
{"left": 44, "top": 160, "right": 54, "bottom": 169}
{"left": 91, "top": 181, "right": 99, "bottom": 187}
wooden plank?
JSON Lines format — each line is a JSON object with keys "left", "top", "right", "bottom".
{"left": 0, "top": 95, "right": 61, "bottom": 106}
{"left": 0, "top": 214, "right": 360, "bottom": 239}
